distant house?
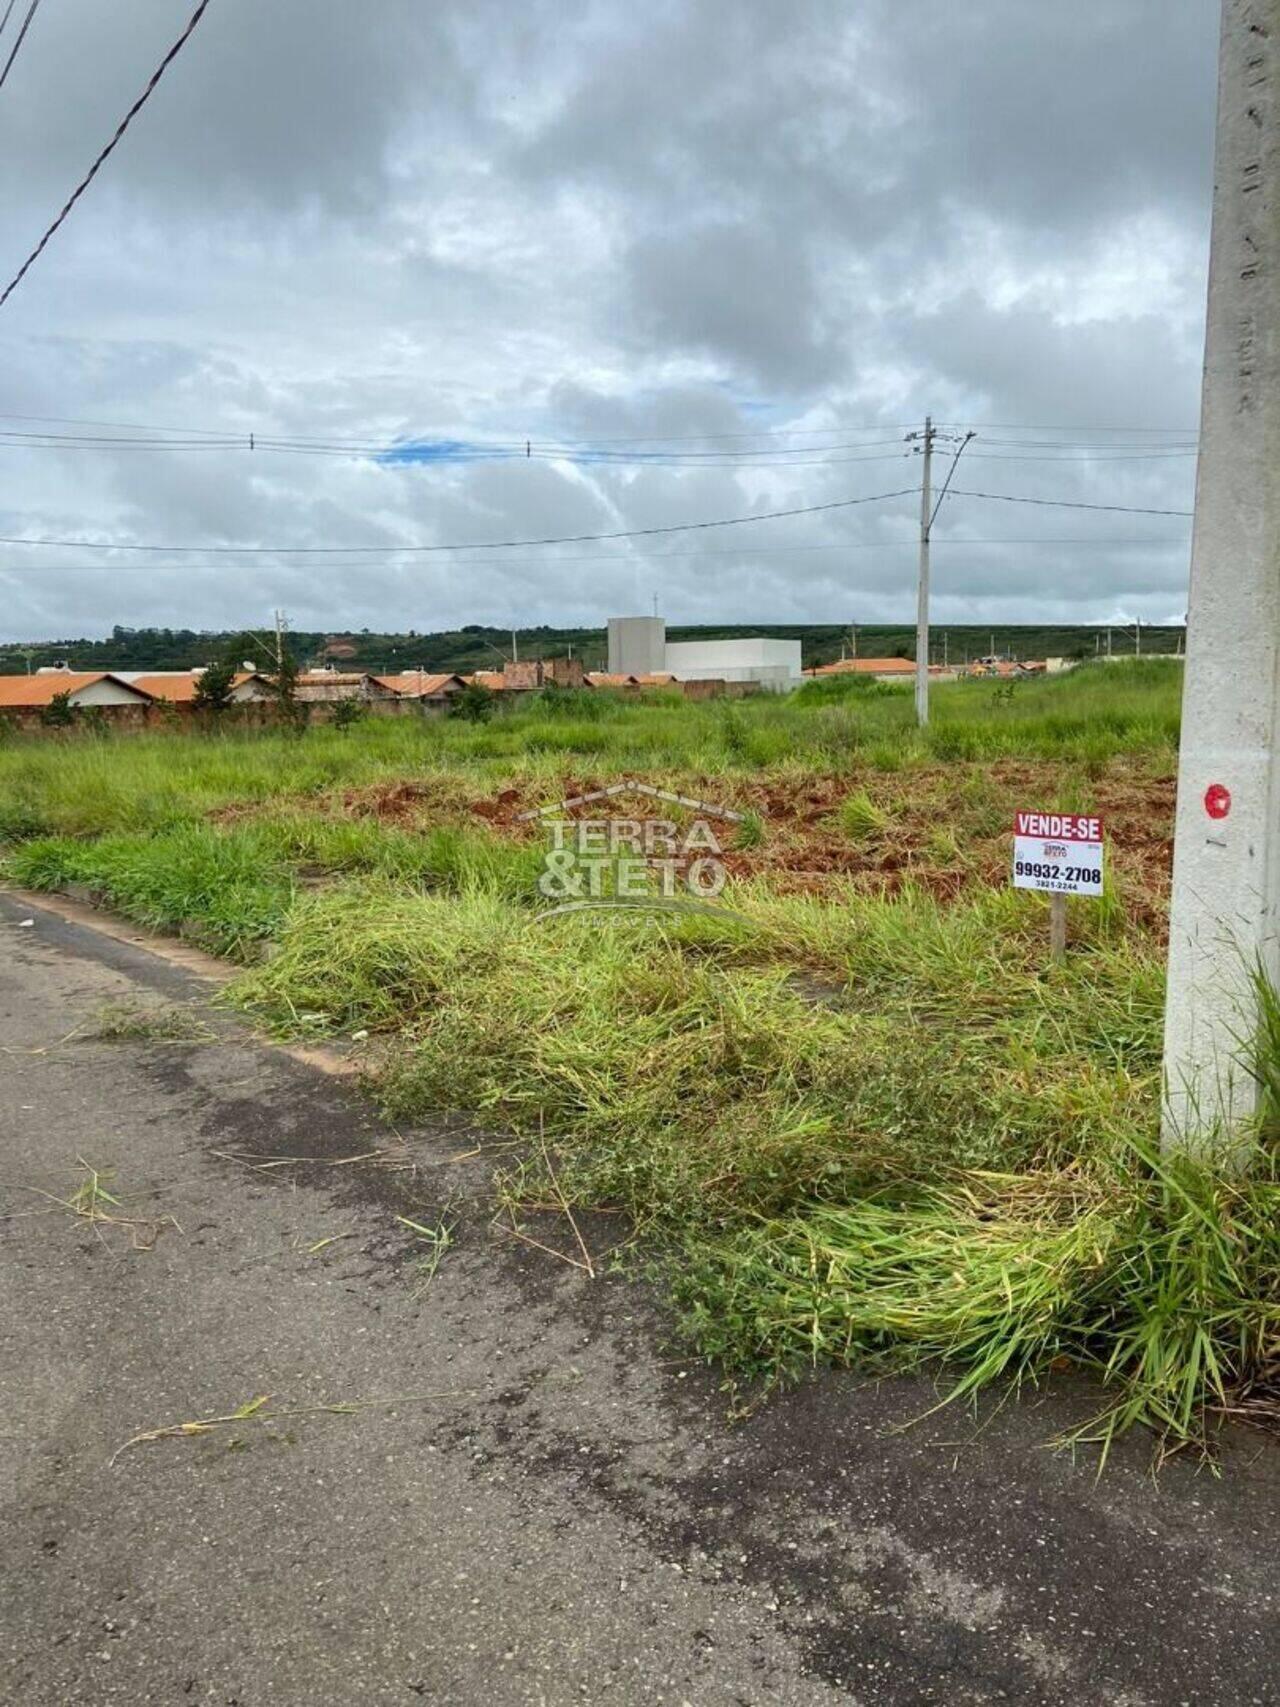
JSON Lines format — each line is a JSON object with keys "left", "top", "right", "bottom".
{"left": 293, "top": 670, "right": 397, "bottom": 704}
{"left": 372, "top": 671, "right": 467, "bottom": 706}
{"left": 117, "top": 670, "right": 273, "bottom": 704}
{"left": 584, "top": 672, "right": 639, "bottom": 689}
{"left": 0, "top": 670, "right": 152, "bottom": 711}
{"left": 965, "top": 659, "right": 1044, "bottom": 679}
{"left": 464, "top": 659, "right": 586, "bottom": 695}
{"left": 804, "top": 658, "right": 953, "bottom": 683}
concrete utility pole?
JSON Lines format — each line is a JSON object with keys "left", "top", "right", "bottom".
{"left": 912, "top": 416, "right": 934, "bottom": 726}
{"left": 908, "top": 420, "right": 974, "bottom": 720}
{"left": 1163, "top": 0, "right": 1280, "bottom": 1155}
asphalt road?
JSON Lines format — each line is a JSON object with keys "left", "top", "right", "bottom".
{"left": 1, "top": 890, "right": 1277, "bottom": 1707}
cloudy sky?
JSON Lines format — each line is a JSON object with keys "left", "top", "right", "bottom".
{"left": 0, "top": 0, "right": 1219, "bottom": 642}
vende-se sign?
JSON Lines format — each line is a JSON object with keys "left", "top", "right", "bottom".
{"left": 1012, "top": 810, "right": 1104, "bottom": 896}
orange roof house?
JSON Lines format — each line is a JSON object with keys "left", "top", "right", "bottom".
{"left": 804, "top": 658, "right": 953, "bottom": 681}
{"left": 372, "top": 672, "right": 467, "bottom": 700}
{"left": 121, "top": 671, "right": 271, "bottom": 703}
{"left": 0, "top": 671, "right": 151, "bottom": 708}
{"left": 805, "top": 657, "right": 914, "bottom": 677}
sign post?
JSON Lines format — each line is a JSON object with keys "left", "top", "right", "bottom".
{"left": 1012, "top": 810, "right": 1105, "bottom": 963}
{"left": 1049, "top": 893, "right": 1067, "bottom": 962}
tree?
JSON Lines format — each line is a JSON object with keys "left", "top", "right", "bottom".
{"left": 39, "top": 691, "right": 76, "bottom": 728}
{"left": 450, "top": 682, "right": 496, "bottom": 723}
{"left": 192, "top": 655, "right": 237, "bottom": 713}
{"left": 331, "top": 697, "right": 366, "bottom": 732}
{"left": 271, "top": 646, "right": 305, "bottom": 731}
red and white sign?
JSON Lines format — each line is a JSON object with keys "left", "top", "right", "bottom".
{"left": 1012, "top": 810, "right": 1104, "bottom": 896}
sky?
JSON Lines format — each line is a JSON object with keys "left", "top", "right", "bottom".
{"left": 0, "top": 0, "right": 1220, "bottom": 643}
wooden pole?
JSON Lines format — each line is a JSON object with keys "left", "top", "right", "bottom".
{"left": 1049, "top": 893, "right": 1067, "bottom": 961}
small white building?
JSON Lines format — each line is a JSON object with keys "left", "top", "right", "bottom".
{"left": 606, "top": 617, "right": 802, "bottom": 693}
{"left": 662, "top": 637, "right": 802, "bottom": 693}
{"left": 607, "top": 617, "right": 667, "bottom": 677}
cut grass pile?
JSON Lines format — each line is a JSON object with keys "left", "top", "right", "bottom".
{"left": 227, "top": 882, "right": 1163, "bottom": 1215}
{"left": 93, "top": 999, "right": 216, "bottom": 1042}
{"left": 681, "top": 1145, "right": 1280, "bottom": 1460}
{"left": 210, "top": 874, "right": 1280, "bottom": 1459}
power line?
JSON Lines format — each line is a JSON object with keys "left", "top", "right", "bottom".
{"left": 0, "top": 0, "right": 215, "bottom": 309}
{"left": 0, "top": 426, "right": 1202, "bottom": 469}
{"left": 950, "top": 489, "right": 1194, "bottom": 518}
{"left": 0, "top": 486, "right": 919, "bottom": 556}
{"left": 929, "top": 431, "right": 975, "bottom": 530}
{"left": 0, "top": 431, "right": 923, "bottom": 468}
{"left": 935, "top": 421, "right": 1200, "bottom": 435}
{"left": 961, "top": 449, "right": 1196, "bottom": 463}
{"left": 0, "top": 0, "right": 20, "bottom": 36}
{"left": 0, "top": 537, "right": 1190, "bottom": 573}
{"left": 0, "top": 0, "right": 42, "bottom": 94}
{"left": 0, "top": 408, "right": 1203, "bottom": 449}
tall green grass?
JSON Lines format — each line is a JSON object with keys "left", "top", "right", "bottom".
{"left": 6, "top": 814, "right": 544, "bottom": 953}
{"left": 213, "top": 869, "right": 1280, "bottom": 1458}
{"left": 8, "top": 658, "right": 1255, "bottom": 1462}
{"left": 0, "top": 661, "right": 1181, "bottom": 841}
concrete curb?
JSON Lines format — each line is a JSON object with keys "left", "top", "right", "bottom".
{"left": 0, "top": 886, "right": 362, "bottom": 1079}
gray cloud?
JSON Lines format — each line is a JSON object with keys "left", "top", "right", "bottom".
{"left": 0, "top": 0, "right": 1218, "bottom": 642}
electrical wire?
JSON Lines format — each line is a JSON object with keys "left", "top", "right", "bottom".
{"left": 0, "top": 0, "right": 214, "bottom": 308}
{"left": 0, "top": 409, "right": 1202, "bottom": 451}
{"left": 0, "top": 485, "right": 920, "bottom": 556}
{"left": 950, "top": 489, "right": 1193, "bottom": 518}
{"left": 0, "top": 427, "right": 1201, "bottom": 469}
{"left": 935, "top": 421, "right": 1199, "bottom": 435}
{"left": 0, "top": 537, "right": 1190, "bottom": 573}
{"left": 929, "top": 432, "right": 975, "bottom": 531}
{"left": 0, "top": 0, "right": 42, "bottom": 93}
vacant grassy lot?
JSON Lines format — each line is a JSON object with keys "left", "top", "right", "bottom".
{"left": 4, "top": 661, "right": 1277, "bottom": 1459}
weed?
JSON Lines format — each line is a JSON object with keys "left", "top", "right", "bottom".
{"left": 94, "top": 1000, "right": 215, "bottom": 1042}
{"left": 7, "top": 662, "right": 1252, "bottom": 1460}
{"left": 734, "top": 809, "right": 766, "bottom": 851}
{"left": 835, "top": 790, "right": 888, "bottom": 840}
{"left": 397, "top": 1212, "right": 456, "bottom": 1291}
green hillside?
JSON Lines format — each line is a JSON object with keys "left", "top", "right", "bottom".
{"left": 0, "top": 621, "right": 1183, "bottom": 677}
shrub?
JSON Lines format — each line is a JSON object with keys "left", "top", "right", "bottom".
{"left": 451, "top": 682, "right": 496, "bottom": 723}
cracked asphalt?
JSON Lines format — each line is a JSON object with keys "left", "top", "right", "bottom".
{"left": 1, "top": 890, "right": 1277, "bottom": 1706}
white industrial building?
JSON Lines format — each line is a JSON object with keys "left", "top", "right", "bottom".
{"left": 606, "top": 617, "right": 801, "bottom": 693}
